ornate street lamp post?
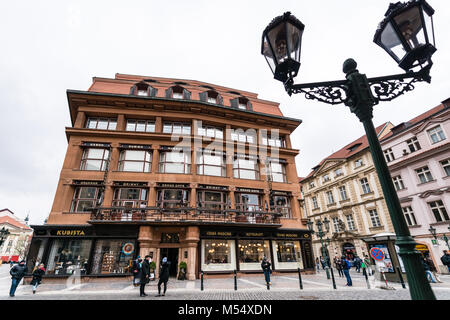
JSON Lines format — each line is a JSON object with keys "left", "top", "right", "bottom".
{"left": 429, "top": 225, "right": 450, "bottom": 250}
{"left": 0, "top": 226, "right": 10, "bottom": 246}
{"left": 307, "top": 218, "right": 332, "bottom": 279}
{"left": 261, "top": 1, "right": 437, "bottom": 300}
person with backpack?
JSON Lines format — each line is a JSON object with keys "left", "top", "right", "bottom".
{"left": 9, "top": 260, "right": 28, "bottom": 297}
{"left": 334, "top": 256, "right": 343, "bottom": 277}
{"left": 261, "top": 257, "right": 272, "bottom": 286}
{"left": 30, "top": 263, "right": 46, "bottom": 294}
{"left": 341, "top": 256, "right": 352, "bottom": 286}
{"left": 156, "top": 257, "right": 171, "bottom": 297}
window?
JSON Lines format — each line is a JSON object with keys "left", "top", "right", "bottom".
{"left": 334, "top": 168, "right": 343, "bottom": 177}
{"left": 406, "top": 137, "right": 421, "bottom": 153}
{"left": 272, "top": 195, "right": 291, "bottom": 218}
{"left": 46, "top": 240, "right": 92, "bottom": 275}
{"left": 275, "top": 241, "right": 301, "bottom": 262}
{"left": 339, "top": 186, "right": 348, "bottom": 200}
{"left": 70, "top": 187, "right": 102, "bottom": 212}
{"left": 311, "top": 196, "right": 318, "bottom": 209}
{"left": 402, "top": 206, "right": 417, "bottom": 226}
{"left": 326, "top": 191, "right": 335, "bottom": 204}
{"left": 86, "top": 118, "right": 117, "bottom": 130}
{"left": 167, "top": 86, "right": 190, "bottom": 100}
{"left": 262, "top": 136, "right": 286, "bottom": 148}
{"left": 309, "top": 181, "right": 315, "bottom": 189}
{"left": 428, "top": 200, "right": 449, "bottom": 222}
{"left": 230, "top": 129, "right": 256, "bottom": 144}
{"left": 440, "top": 159, "right": 450, "bottom": 177}
{"left": 368, "top": 209, "right": 382, "bottom": 227}
{"left": 204, "top": 239, "right": 232, "bottom": 265}
{"left": 130, "top": 83, "right": 157, "bottom": 97}
{"left": 91, "top": 240, "right": 136, "bottom": 274}
{"left": 416, "top": 166, "right": 434, "bottom": 184}
{"left": 427, "top": 125, "right": 446, "bottom": 144}
{"left": 113, "top": 188, "right": 148, "bottom": 208}
{"left": 332, "top": 217, "right": 342, "bottom": 232}
{"left": 346, "top": 215, "right": 356, "bottom": 230}
{"left": 159, "top": 150, "right": 191, "bottom": 174}
{"left": 126, "top": 120, "right": 155, "bottom": 132}
{"left": 360, "top": 177, "right": 371, "bottom": 194}
{"left": 199, "top": 90, "right": 223, "bottom": 105}
{"left": 80, "top": 148, "right": 110, "bottom": 171}
{"left": 392, "top": 175, "right": 405, "bottom": 191}
{"left": 162, "top": 122, "right": 191, "bottom": 135}
{"left": 197, "top": 151, "right": 226, "bottom": 177}
{"left": 238, "top": 240, "right": 270, "bottom": 265}
{"left": 384, "top": 148, "right": 395, "bottom": 162}
{"left": 355, "top": 159, "right": 363, "bottom": 168}
{"left": 118, "top": 150, "right": 152, "bottom": 172}
{"left": 323, "top": 174, "right": 330, "bottom": 183}
{"left": 197, "top": 125, "right": 223, "bottom": 139}
{"left": 267, "top": 160, "right": 287, "bottom": 183}
{"left": 157, "top": 189, "right": 190, "bottom": 208}
{"left": 197, "top": 190, "right": 228, "bottom": 211}
{"left": 235, "top": 193, "right": 261, "bottom": 212}
{"left": 233, "top": 156, "right": 259, "bottom": 180}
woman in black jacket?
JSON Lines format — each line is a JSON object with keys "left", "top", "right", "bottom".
{"left": 156, "top": 257, "right": 171, "bottom": 297}
{"left": 30, "top": 263, "right": 46, "bottom": 294}
{"left": 139, "top": 256, "right": 151, "bottom": 297}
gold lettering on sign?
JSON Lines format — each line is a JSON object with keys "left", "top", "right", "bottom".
{"left": 245, "top": 232, "right": 263, "bottom": 237}
{"left": 276, "top": 233, "right": 298, "bottom": 238}
{"left": 56, "top": 230, "right": 86, "bottom": 236}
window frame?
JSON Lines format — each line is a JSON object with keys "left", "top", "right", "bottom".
{"left": 233, "top": 156, "right": 260, "bottom": 180}
{"left": 118, "top": 149, "right": 152, "bottom": 173}
{"left": 126, "top": 119, "right": 156, "bottom": 133}
{"left": 383, "top": 148, "right": 395, "bottom": 162}
{"left": 415, "top": 166, "right": 434, "bottom": 184}
{"left": 162, "top": 122, "right": 191, "bottom": 135}
{"left": 196, "top": 151, "right": 226, "bottom": 177}
{"left": 402, "top": 206, "right": 417, "bottom": 226}
{"left": 428, "top": 200, "right": 449, "bottom": 222}
{"left": 86, "top": 117, "right": 117, "bottom": 130}
{"left": 427, "top": 125, "right": 446, "bottom": 144}
{"left": 406, "top": 137, "right": 421, "bottom": 153}
{"left": 112, "top": 187, "right": 148, "bottom": 208}
{"left": 368, "top": 209, "right": 382, "bottom": 227}
{"left": 80, "top": 147, "right": 110, "bottom": 171}
{"left": 159, "top": 150, "right": 192, "bottom": 174}
{"left": 70, "top": 186, "right": 102, "bottom": 213}
{"left": 360, "top": 177, "right": 372, "bottom": 194}
{"left": 392, "top": 175, "right": 405, "bottom": 191}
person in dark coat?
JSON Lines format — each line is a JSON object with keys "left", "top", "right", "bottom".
{"left": 441, "top": 250, "right": 450, "bottom": 273}
{"left": 334, "top": 257, "right": 343, "bottom": 277}
{"left": 132, "top": 256, "right": 142, "bottom": 287}
{"left": 261, "top": 257, "right": 272, "bottom": 285}
{"left": 354, "top": 256, "right": 361, "bottom": 273}
{"left": 156, "top": 257, "right": 171, "bottom": 297}
{"left": 30, "top": 263, "right": 46, "bottom": 294}
{"left": 9, "top": 260, "right": 28, "bottom": 297}
{"left": 139, "top": 255, "right": 151, "bottom": 297}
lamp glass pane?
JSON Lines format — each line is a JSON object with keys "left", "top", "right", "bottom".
{"left": 422, "top": 8, "right": 435, "bottom": 46}
{"left": 393, "top": 6, "right": 426, "bottom": 50}
{"left": 287, "top": 22, "right": 302, "bottom": 62}
{"left": 268, "top": 22, "right": 288, "bottom": 64}
{"left": 262, "top": 35, "right": 276, "bottom": 73}
{"left": 380, "top": 21, "right": 405, "bottom": 61}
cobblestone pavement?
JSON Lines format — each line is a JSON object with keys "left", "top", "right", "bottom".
{"left": 1, "top": 265, "right": 449, "bottom": 300}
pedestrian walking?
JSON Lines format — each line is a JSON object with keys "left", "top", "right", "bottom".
{"left": 354, "top": 256, "right": 361, "bottom": 273}
{"left": 422, "top": 257, "right": 436, "bottom": 283}
{"left": 315, "top": 257, "right": 320, "bottom": 273}
{"left": 320, "top": 256, "right": 326, "bottom": 270}
{"left": 261, "top": 256, "right": 272, "bottom": 285}
{"left": 30, "top": 263, "right": 45, "bottom": 294}
{"left": 9, "top": 260, "right": 28, "bottom": 297}
{"left": 441, "top": 250, "right": 450, "bottom": 273}
{"left": 341, "top": 256, "right": 352, "bottom": 286}
{"left": 139, "top": 255, "right": 151, "bottom": 297}
{"left": 132, "top": 256, "right": 143, "bottom": 287}
{"left": 335, "top": 257, "right": 343, "bottom": 277}
{"left": 156, "top": 257, "right": 171, "bottom": 297}
{"left": 363, "top": 255, "right": 372, "bottom": 276}
{"left": 426, "top": 257, "right": 442, "bottom": 283}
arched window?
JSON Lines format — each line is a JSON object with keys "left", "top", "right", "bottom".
{"left": 165, "top": 85, "right": 191, "bottom": 100}
{"left": 129, "top": 81, "right": 158, "bottom": 97}
{"left": 199, "top": 90, "right": 223, "bottom": 105}
{"left": 230, "top": 96, "right": 253, "bottom": 111}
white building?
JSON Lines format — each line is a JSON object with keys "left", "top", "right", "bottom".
{"left": 0, "top": 209, "right": 33, "bottom": 263}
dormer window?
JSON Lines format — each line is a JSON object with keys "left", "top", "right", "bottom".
{"left": 199, "top": 90, "right": 223, "bottom": 105}
{"left": 130, "top": 82, "right": 157, "bottom": 97}
{"left": 230, "top": 97, "right": 253, "bottom": 111}
{"left": 166, "top": 85, "right": 191, "bottom": 100}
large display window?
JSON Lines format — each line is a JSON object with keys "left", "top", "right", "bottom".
{"left": 46, "top": 239, "right": 92, "bottom": 275}
{"left": 238, "top": 240, "right": 270, "bottom": 271}
{"left": 91, "top": 240, "right": 135, "bottom": 274}
{"left": 201, "top": 239, "right": 236, "bottom": 272}
{"left": 272, "top": 240, "right": 303, "bottom": 270}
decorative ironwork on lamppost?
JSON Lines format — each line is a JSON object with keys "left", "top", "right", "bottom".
{"left": 429, "top": 225, "right": 450, "bottom": 250}
{"left": 261, "top": 1, "right": 437, "bottom": 300}
{"left": 307, "top": 218, "right": 332, "bottom": 279}
{"left": 0, "top": 226, "right": 10, "bottom": 246}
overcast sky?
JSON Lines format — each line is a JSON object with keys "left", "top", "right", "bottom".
{"left": 1, "top": 1, "right": 449, "bottom": 225}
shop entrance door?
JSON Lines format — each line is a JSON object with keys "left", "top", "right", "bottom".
{"left": 160, "top": 248, "right": 179, "bottom": 277}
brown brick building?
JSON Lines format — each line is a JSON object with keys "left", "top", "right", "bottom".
{"left": 27, "top": 73, "right": 313, "bottom": 280}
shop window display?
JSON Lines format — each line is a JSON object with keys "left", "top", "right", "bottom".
{"left": 238, "top": 240, "right": 270, "bottom": 271}
{"left": 201, "top": 239, "right": 236, "bottom": 272}
{"left": 46, "top": 239, "right": 92, "bottom": 275}
{"left": 91, "top": 240, "right": 135, "bottom": 274}
{"left": 272, "top": 240, "right": 303, "bottom": 270}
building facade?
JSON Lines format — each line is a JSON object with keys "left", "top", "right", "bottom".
{"left": 27, "top": 73, "right": 313, "bottom": 280}
{"left": 300, "top": 123, "right": 396, "bottom": 262}
{"left": 0, "top": 209, "right": 33, "bottom": 263}
{"left": 380, "top": 98, "right": 450, "bottom": 274}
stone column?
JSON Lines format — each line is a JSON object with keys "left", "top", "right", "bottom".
{"left": 185, "top": 226, "right": 200, "bottom": 280}
{"left": 74, "top": 111, "right": 86, "bottom": 128}
{"left": 152, "top": 145, "right": 160, "bottom": 174}
{"left": 155, "top": 116, "right": 162, "bottom": 133}
{"left": 117, "top": 114, "right": 126, "bottom": 131}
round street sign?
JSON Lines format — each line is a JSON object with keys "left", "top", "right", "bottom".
{"left": 370, "top": 247, "right": 385, "bottom": 261}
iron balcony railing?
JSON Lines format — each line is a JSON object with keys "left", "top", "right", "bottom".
{"left": 88, "top": 206, "right": 283, "bottom": 225}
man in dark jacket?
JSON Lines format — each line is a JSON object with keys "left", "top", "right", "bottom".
{"left": 9, "top": 260, "right": 28, "bottom": 297}
{"left": 261, "top": 257, "right": 272, "bottom": 285}
{"left": 139, "top": 255, "right": 151, "bottom": 297}
{"left": 441, "top": 250, "right": 450, "bottom": 273}
{"left": 354, "top": 256, "right": 361, "bottom": 273}
{"left": 156, "top": 257, "right": 171, "bottom": 297}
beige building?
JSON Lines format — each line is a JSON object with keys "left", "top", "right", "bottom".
{"left": 300, "top": 123, "right": 396, "bottom": 261}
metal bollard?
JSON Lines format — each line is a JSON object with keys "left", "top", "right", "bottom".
{"left": 329, "top": 267, "right": 337, "bottom": 290}
{"left": 297, "top": 268, "right": 303, "bottom": 290}
{"left": 364, "top": 268, "right": 370, "bottom": 289}
{"left": 396, "top": 267, "right": 406, "bottom": 289}
{"left": 201, "top": 270, "right": 204, "bottom": 291}
{"left": 234, "top": 269, "right": 237, "bottom": 290}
